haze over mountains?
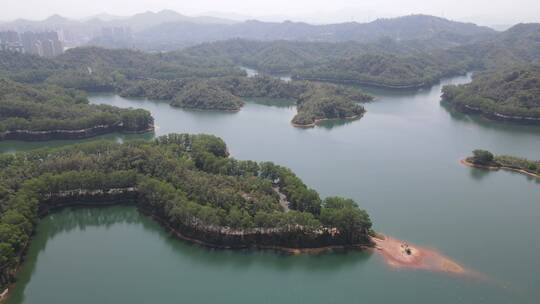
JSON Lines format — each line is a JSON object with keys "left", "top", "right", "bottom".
{"left": 0, "top": 10, "right": 497, "bottom": 50}
{"left": 130, "top": 14, "right": 494, "bottom": 49}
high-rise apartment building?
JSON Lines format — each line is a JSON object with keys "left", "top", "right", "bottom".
{"left": 1, "top": 30, "right": 64, "bottom": 57}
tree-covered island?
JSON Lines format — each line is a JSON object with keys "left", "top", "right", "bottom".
{"left": 0, "top": 133, "right": 374, "bottom": 291}
{"left": 463, "top": 149, "right": 540, "bottom": 178}
{"left": 292, "top": 84, "right": 371, "bottom": 127}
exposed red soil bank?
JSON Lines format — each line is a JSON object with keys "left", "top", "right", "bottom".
{"left": 372, "top": 235, "right": 470, "bottom": 275}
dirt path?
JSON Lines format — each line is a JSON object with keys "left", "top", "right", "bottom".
{"left": 273, "top": 187, "right": 290, "bottom": 212}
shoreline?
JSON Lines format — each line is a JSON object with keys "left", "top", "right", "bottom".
{"left": 460, "top": 158, "right": 540, "bottom": 180}
{"left": 291, "top": 113, "right": 364, "bottom": 128}
{"left": 0, "top": 124, "right": 154, "bottom": 142}
{"left": 293, "top": 76, "right": 428, "bottom": 90}
{"left": 146, "top": 212, "right": 373, "bottom": 255}
{"left": 171, "top": 104, "right": 243, "bottom": 113}
{"left": 0, "top": 209, "right": 473, "bottom": 303}
{"left": 4, "top": 202, "right": 371, "bottom": 303}
{"left": 446, "top": 102, "right": 540, "bottom": 125}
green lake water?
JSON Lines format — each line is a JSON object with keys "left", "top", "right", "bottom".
{"left": 3, "top": 74, "right": 540, "bottom": 303}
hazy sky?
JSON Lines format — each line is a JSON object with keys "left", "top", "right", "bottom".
{"left": 1, "top": 0, "right": 539, "bottom": 25}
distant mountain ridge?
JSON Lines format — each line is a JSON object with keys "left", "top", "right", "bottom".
{"left": 0, "top": 12, "right": 495, "bottom": 50}
{"left": 0, "top": 10, "right": 236, "bottom": 29}
{"left": 129, "top": 14, "right": 495, "bottom": 50}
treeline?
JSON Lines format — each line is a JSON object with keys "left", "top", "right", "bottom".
{"left": 0, "top": 133, "right": 373, "bottom": 288}
{"left": 442, "top": 66, "right": 540, "bottom": 122}
{"left": 0, "top": 78, "right": 153, "bottom": 139}
{"left": 0, "top": 47, "right": 245, "bottom": 86}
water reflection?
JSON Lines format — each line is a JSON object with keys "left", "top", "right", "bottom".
{"left": 316, "top": 118, "right": 359, "bottom": 130}
{"left": 34, "top": 206, "right": 373, "bottom": 272}
{"left": 245, "top": 98, "right": 296, "bottom": 109}
{"left": 0, "top": 133, "right": 154, "bottom": 154}
{"left": 440, "top": 102, "right": 540, "bottom": 136}
{"left": 468, "top": 167, "right": 491, "bottom": 180}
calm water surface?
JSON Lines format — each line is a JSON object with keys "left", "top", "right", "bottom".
{"left": 4, "top": 74, "right": 540, "bottom": 303}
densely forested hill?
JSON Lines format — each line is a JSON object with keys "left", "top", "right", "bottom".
{"left": 181, "top": 37, "right": 475, "bottom": 75}
{"left": 0, "top": 78, "right": 153, "bottom": 139}
{"left": 442, "top": 66, "right": 540, "bottom": 122}
{"left": 180, "top": 39, "right": 480, "bottom": 87}
{"left": 0, "top": 134, "right": 373, "bottom": 289}
{"left": 293, "top": 53, "right": 472, "bottom": 88}
{"left": 0, "top": 48, "right": 245, "bottom": 87}
{"left": 0, "top": 50, "right": 59, "bottom": 72}
{"left": 0, "top": 51, "right": 63, "bottom": 83}
{"left": 472, "top": 23, "right": 540, "bottom": 69}
{"left": 56, "top": 47, "right": 243, "bottom": 79}
{"left": 180, "top": 24, "right": 540, "bottom": 87}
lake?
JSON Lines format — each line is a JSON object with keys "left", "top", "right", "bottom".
{"left": 4, "top": 74, "right": 540, "bottom": 303}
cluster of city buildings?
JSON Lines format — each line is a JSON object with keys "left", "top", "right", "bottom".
{"left": 0, "top": 30, "right": 64, "bottom": 57}
{"left": 100, "top": 27, "right": 132, "bottom": 41}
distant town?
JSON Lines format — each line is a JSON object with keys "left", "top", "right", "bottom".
{"left": 0, "top": 26, "right": 133, "bottom": 57}
{"left": 0, "top": 30, "right": 64, "bottom": 56}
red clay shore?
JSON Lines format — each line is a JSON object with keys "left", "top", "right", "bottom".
{"left": 371, "top": 235, "right": 470, "bottom": 275}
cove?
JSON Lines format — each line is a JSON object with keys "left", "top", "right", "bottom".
{"left": 3, "top": 74, "right": 540, "bottom": 303}
{"left": 5, "top": 206, "right": 516, "bottom": 304}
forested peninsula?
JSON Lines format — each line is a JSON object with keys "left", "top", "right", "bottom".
{"left": 0, "top": 78, "right": 153, "bottom": 141}
{"left": 463, "top": 149, "right": 540, "bottom": 179}
{"left": 443, "top": 66, "right": 540, "bottom": 124}
{"left": 0, "top": 133, "right": 374, "bottom": 291}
